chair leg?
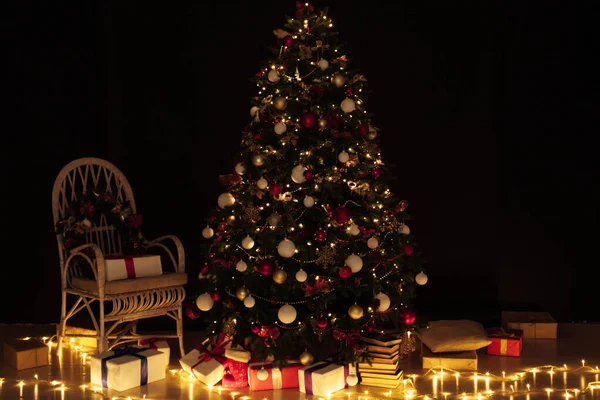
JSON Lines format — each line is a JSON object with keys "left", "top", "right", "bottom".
{"left": 99, "top": 301, "right": 108, "bottom": 352}
{"left": 56, "top": 290, "right": 67, "bottom": 355}
{"left": 177, "top": 306, "right": 185, "bottom": 358}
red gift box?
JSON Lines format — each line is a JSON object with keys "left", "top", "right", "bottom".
{"left": 248, "top": 361, "right": 303, "bottom": 391}
{"left": 487, "top": 328, "right": 523, "bottom": 357}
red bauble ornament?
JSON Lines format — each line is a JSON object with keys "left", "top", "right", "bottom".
{"left": 270, "top": 184, "right": 282, "bottom": 197}
{"left": 338, "top": 265, "right": 352, "bottom": 279}
{"left": 314, "top": 229, "right": 327, "bottom": 242}
{"left": 200, "top": 264, "right": 209, "bottom": 275}
{"left": 316, "top": 318, "right": 328, "bottom": 329}
{"left": 185, "top": 304, "right": 199, "bottom": 320}
{"left": 371, "top": 167, "right": 382, "bottom": 179}
{"left": 333, "top": 206, "right": 351, "bottom": 225}
{"left": 256, "top": 259, "right": 275, "bottom": 276}
{"left": 403, "top": 243, "right": 414, "bottom": 256}
{"left": 210, "top": 292, "right": 220, "bottom": 301}
{"left": 300, "top": 112, "right": 318, "bottom": 129}
{"left": 283, "top": 35, "right": 294, "bottom": 47}
{"left": 400, "top": 308, "right": 417, "bottom": 325}
{"left": 358, "top": 123, "right": 369, "bottom": 136}
{"left": 366, "top": 322, "right": 377, "bottom": 333}
{"left": 303, "top": 169, "right": 315, "bottom": 181}
{"left": 251, "top": 323, "right": 261, "bottom": 334}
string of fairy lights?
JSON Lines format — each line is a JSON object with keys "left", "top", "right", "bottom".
{"left": 1, "top": 336, "right": 598, "bottom": 400}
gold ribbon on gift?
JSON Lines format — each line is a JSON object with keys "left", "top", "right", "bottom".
{"left": 500, "top": 338, "right": 508, "bottom": 355}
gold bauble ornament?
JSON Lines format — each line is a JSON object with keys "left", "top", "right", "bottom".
{"left": 332, "top": 73, "right": 346, "bottom": 88}
{"left": 273, "top": 269, "right": 287, "bottom": 284}
{"left": 267, "top": 212, "right": 282, "bottom": 227}
{"left": 348, "top": 303, "right": 364, "bottom": 320}
{"left": 236, "top": 286, "right": 250, "bottom": 301}
{"left": 299, "top": 351, "right": 315, "bottom": 366}
{"left": 367, "top": 129, "right": 378, "bottom": 140}
{"left": 318, "top": 118, "right": 327, "bottom": 129}
{"left": 252, "top": 154, "right": 266, "bottom": 166}
{"left": 273, "top": 96, "right": 288, "bottom": 110}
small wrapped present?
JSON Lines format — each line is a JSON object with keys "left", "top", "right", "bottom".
{"left": 3, "top": 339, "right": 49, "bottom": 370}
{"left": 501, "top": 311, "right": 557, "bottom": 339}
{"left": 298, "top": 361, "right": 355, "bottom": 397}
{"left": 248, "top": 360, "right": 303, "bottom": 391}
{"left": 421, "top": 344, "right": 478, "bottom": 371}
{"left": 138, "top": 338, "right": 170, "bottom": 366}
{"left": 487, "top": 328, "right": 523, "bottom": 357}
{"left": 179, "top": 333, "right": 231, "bottom": 387}
{"left": 90, "top": 347, "right": 165, "bottom": 392}
{"left": 102, "top": 254, "right": 162, "bottom": 281}
{"left": 222, "top": 348, "right": 251, "bottom": 388}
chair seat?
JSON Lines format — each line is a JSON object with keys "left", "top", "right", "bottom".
{"left": 71, "top": 272, "right": 188, "bottom": 295}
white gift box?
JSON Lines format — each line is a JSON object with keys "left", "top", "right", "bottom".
{"left": 138, "top": 338, "right": 170, "bottom": 367}
{"left": 102, "top": 254, "right": 162, "bottom": 281}
{"left": 91, "top": 348, "right": 165, "bottom": 392}
{"left": 180, "top": 348, "right": 226, "bottom": 387}
{"left": 298, "top": 361, "right": 355, "bottom": 397}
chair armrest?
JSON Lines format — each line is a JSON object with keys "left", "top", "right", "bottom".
{"left": 64, "top": 243, "right": 107, "bottom": 294}
{"left": 147, "top": 235, "right": 185, "bottom": 273}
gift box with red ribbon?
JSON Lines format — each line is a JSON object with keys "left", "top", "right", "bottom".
{"left": 248, "top": 360, "right": 303, "bottom": 391}
{"left": 487, "top": 328, "right": 523, "bottom": 357}
{"left": 179, "top": 333, "right": 231, "bottom": 386}
{"left": 102, "top": 254, "right": 162, "bottom": 281}
{"left": 138, "top": 338, "right": 170, "bottom": 367}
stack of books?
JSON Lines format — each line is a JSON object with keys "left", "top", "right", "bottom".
{"left": 357, "top": 333, "right": 404, "bottom": 388}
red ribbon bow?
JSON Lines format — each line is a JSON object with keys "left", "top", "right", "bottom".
{"left": 195, "top": 333, "right": 231, "bottom": 364}
{"left": 80, "top": 201, "right": 95, "bottom": 217}
{"left": 258, "top": 326, "right": 280, "bottom": 347}
{"left": 301, "top": 280, "right": 330, "bottom": 297}
{"left": 333, "top": 329, "right": 360, "bottom": 350}
{"left": 296, "top": 1, "right": 314, "bottom": 17}
{"left": 139, "top": 338, "right": 163, "bottom": 349}
{"left": 332, "top": 130, "right": 352, "bottom": 139}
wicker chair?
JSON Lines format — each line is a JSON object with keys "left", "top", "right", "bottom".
{"left": 52, "top": 158, "right": 187, "bottom": 357}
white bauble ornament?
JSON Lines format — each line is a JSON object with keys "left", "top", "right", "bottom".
{"left": 346, "top": 374, "right": 359, "bottom": 387}
{"left": 274, "top": 122, "right": 287, "bottom": 135}
{"left": 291, "top": 164, "right": 307, "bottom": 184}
{"left": 217, "top": 192, "right": 235, "bottom": 208}
{"left": 256, "top": 177, "right": 268, "bottom": 190}
{"left": 236, "top": 260, "right": 248, "bottom": 272}
{"left": 257, "top": 367, "right": 269, "bottom": 381}
{"left": 416, "top": 271, "right": 428, "bottom": 286}
{"left": 243, "top": 295, "right": 256, "bottom": 308}
{"left": 367, "top": 237, "right": 379, "bottom": 249}
{"left": 345, "top": 254, "right": 363, "bottom": 273}
{"left": 267, "top": 69, "right": 280, "bottom": 83}
{"left": 202, "top": 226, "right": 214, "bottom": 239}
{"left": 235, "top": 163, "right": 246, "bottom": 175}
{"left": 242, "top": 235, "right": 255, "bottom": 250}
{"left": 341, "top": 98, "right": 356, "bottom": 113}
{"left": 338, "top": 151, "right": 350, "bottom": 163}
{"left": 349, "top": 224, "right": 360, "bottom": 236}
{"left": 303, "top": 196, "right": 315, "bottom": 208}
{"left": 250, "top": 106, "right": 260, "bottom": 117}
{"left": 295, "top": 269, "right": 308, "bottom": 282}
{"left": 195, "top": 293, "right": 214, "bottom": 311}
{"left": 317, "top": 59, "right": 329, "bottom": 71}
{"left": 400, "top": 224, "right": 410, "bottom": 235}
{"left": 278, "top": 304, "right": 297, "bottom": 324}
{"left": 277, "top": 238, "right": 296, "bottom": 258}
{"left": 375, "top": 292, "right": 391, "bottom": 312}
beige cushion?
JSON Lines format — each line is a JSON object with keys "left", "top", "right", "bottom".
{"left": 417, "top": 320, "right": 491, "bottom": 353}
{"left": 71, "top": 272, "right": 187, "bottom": 295}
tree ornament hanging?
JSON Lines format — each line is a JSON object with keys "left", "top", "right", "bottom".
{"left": 202, "top": 226, "right": 214, "bottom": 239}
{"left": 250, "top": 106, "right": 260, "bottom": 117}
{"left": 340, "top": 98, "right": 356, "bottom": 113}
{"left": 242, "top": 235, "right": 255, "bottom": 249}
{"left": 338, "top": 151, "right": 350, "bottom": 163}
{"left": 299, "top": 351, "right": 315, "bottom": 366}
{"left": 403, "top": 243, "right": 414, "bottom": 255}
{"left": 358, "top": 123, "right": 369, "bottom": 136}
{"left": 277, "top": 238, "right": 296, "bottom": 258}
{"left": 375, "top": 292, "right": 391, "bottom": 312}
{"left": 273, "top": 96, "right": 288, "bottom": 110}
{"left": 399, "top": 223, "right": 410, "bottom": 235}
{"left": 348, "top": 303, "right": 364, "bottom": 320}
{"left": 185, "top": 303, "right": 199, "bottom": 320}
{"left": 244, "top": 295, "right": 256, "bottom": 308}
{"left": 317, "top": 59, "right": 329, "bottom": 71}
{"left": 303, "top": 195, "right": 315, "bottom": 208}
{"left": 256, "top": 177, "right": 268, "bottom": 190}
{"left": 318, "top": 118, "right": 327, "bottom": 129}
{"left": 314, "top": 229, "right": 327, "bottom": 242}
{"left": 295, "top": 269, "right": 308, "bottom": 282}
{"left": 333, "top": 206, "right": 351, "bottom": 224}
{"left": 415, "top": 271, "right": 428, "bottom": 285}
{"left": 274, "top": 121, "right": 287, "bottom": 135}
{"left": 283, "top": 35, "right": 294, "bottom": 47}
{"left": 267, "top": 212, "right": 282, "bottom": 227}
{"left": 235, "top": 163, "right": 246, "bottom": 175}
{"left": 349, "top": 223, "right": 360, "bottom": 236}
{"left": 236, "top": 286, "right": 250, "bottom": 301}
{"left": 367, "top": 237, "right": 379, "bottom": 249}
{"left": 291, "top": 165, "right": 307, "bottom": 183}
{"left": 332, "top": 73, "right": 346, "bottom": 87}
{"left": 300, "top": 112, "right": 318, "bottom": 128}
{"left": 338, "top": 265, "right": 352, "bottom": 279}
{"left": 316, "top": 317, "right": 328, "bottom": 329}
{"left": 278, "top": 304, "right": 297, "bottom": 324}
{"left": 256, "top": 367, "right": 269, "bottom": 381}
{"left": 252, "top": 154, "right": 266, "bottom": 166}
{"left": 400, "top": 308, "right": 417, "bottom": 325}
{"left": 303, "top": 169, "right": 315, "bottom": 181}
{"left": 196, "top": 293, "right": 214, "bottom": 311}
{"left": 251, "top": 322, "right": 261, "bottom": 334}
{"left": 210, "top": 291, "right": 220, "bottom": 301}
{"left": 217, "top": 192, "right": 235, "bottom": 209}
{"left": 256, "top": 259, "right": 275, "bottom": 276}
{"left": 270, "top": 183, "right": 283, "bottom": 197}
{"left": 345, "top": 254, "right": 363, "bottom": 273}
{"left": 267, "top": 69, "right": 280, "bottom": 83}
{"left": 272, "top": 269, "right": 287, "bottom": 284}
{"left": 236, "top": 260, "right": 248, "bottom": 272}
{"left": 371, "top": 167, "right": 382, "bottom": 179}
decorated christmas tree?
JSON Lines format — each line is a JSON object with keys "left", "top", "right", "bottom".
{"left": 189, "top": 2, "right": 428, "bottom": 365}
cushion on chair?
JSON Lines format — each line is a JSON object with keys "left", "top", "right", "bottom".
{"left": 71, "top": 272, "right": 188, "bottom": 295}
{"left": 416, "top": 320, "right": 492, "bottom": 353}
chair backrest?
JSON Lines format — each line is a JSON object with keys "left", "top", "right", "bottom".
{"left": 52, "top": 158, "right": 136, "bottom": 263}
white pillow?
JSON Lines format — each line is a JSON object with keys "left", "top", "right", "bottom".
{"left": 417, "top": 320, "right": 492, "bottom": 353}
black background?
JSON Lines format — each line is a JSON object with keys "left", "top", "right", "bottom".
{"left": 3, "top": 1, "right": 598, "bottom": 326}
